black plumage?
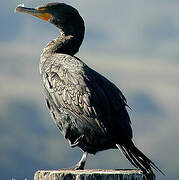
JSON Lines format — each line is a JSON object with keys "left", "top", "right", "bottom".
{"left": 15, "top": 3, "right": 164, "bottom": 179}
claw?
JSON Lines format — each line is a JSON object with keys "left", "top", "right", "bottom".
{"left": 60, "top": 151, "right": 88, "bottom": 170}
{"left": 69, "top": 135, "right": 84, "bottom": 148}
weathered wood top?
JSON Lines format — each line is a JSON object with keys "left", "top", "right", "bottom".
{"left": 34, "top": 169, "right": 144, "bottom": 180}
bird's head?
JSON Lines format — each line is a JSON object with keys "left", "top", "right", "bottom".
{"left": 15, "top": 2, "right": 85, "bottom": 35}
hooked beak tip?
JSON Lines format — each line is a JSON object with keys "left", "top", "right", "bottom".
{"left": 14, "top": 4, "right": 52, "bottom": 22}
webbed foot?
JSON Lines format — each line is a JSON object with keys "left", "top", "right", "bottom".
{"left": 60, "top": 151, "right": 88, "bottom": 170}
{"left": 69, "top": 135, "right": 84, "bottom": 148}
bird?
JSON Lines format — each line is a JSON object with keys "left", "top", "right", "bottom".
{"left": 15, "top": 3, "right": 164, "bottom": 179}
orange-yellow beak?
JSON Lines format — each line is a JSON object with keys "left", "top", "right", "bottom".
{"left": 15, "top": 4, "right": 52, "bottom": 22}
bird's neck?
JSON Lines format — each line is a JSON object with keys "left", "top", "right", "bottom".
{"left": 42, "top": 24, "right": 85, "bottom": 57}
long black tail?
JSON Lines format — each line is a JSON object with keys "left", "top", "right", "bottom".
{"left": 116, "top": 141, "right": 164, "bottom": 180}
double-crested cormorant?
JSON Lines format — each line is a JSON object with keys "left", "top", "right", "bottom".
{"left": 15, "top": 3, "right": 163, "bottom": 179}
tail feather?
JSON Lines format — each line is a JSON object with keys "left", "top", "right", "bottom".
{"left": 116, "top": 142, "right": 164, "bottom": 180}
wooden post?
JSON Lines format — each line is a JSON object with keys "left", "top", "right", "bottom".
{"left": 34, "top": 169, "right": 145, "bottom": 180}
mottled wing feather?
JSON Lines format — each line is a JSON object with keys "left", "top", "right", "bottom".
{"left": 41, "top": 55, "right": 131, "bottom": 137}
{"left": 43, "top": 63, "right": 101, "bottom": 124}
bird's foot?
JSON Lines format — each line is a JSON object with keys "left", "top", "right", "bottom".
{"left": 59, "top": 163, "right": 84, "bottom": 171}
{"left": 59, "top": 151, "right": 88, "bottom": 171}
{"left": 69, "top": 135, "right": 84, "bottom": 148}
